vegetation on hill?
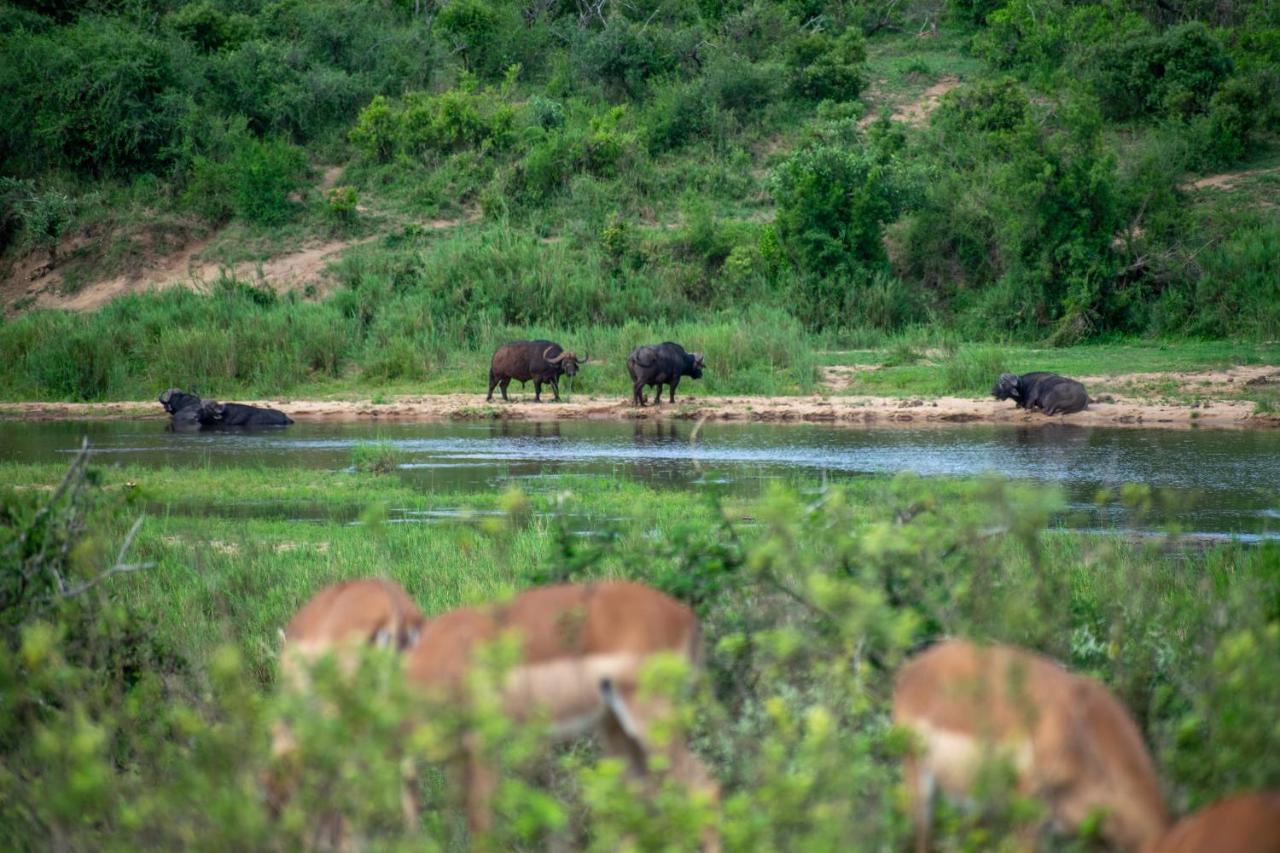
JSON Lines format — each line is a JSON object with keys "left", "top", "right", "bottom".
{"left": 1, "top": 0, "right": 1278, "bottom": 400}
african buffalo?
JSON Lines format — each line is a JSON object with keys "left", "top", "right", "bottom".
{"left": 201, "top": 400, "right": 294, "bottom": 427}
{"left": 159, "top": 388, "right": 203, "bottom": 417}
{"left": 487, "top": 340, "right": 583, "bottom": 402}
{"left": 993, "top": 372, "right": 1089, "bottom": 415}
{"left": 628, "top": 342, "right": 704, "bottom": 406}
{"left": 157, "top": 388, "right": 293, "bottom": 428}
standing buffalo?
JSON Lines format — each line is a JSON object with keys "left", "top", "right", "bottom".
{"left": 157, "top": 388, "right": 293, "bottom": 429}
{"left": 487, "top": 340, "right": 583, "bottom": 402}
{"left": 992, "top": 372, "right": 1089, "bottom": 415}
{"left": 628, "top": 342, "right": 704, "bottom": 406}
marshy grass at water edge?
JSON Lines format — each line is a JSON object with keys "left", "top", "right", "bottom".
{"left": 0, "top": 458, "right": 1276, "bottom": 848}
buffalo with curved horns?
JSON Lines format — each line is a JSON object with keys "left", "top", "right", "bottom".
{"left": 157, "top": 388, "right": 293, "bottom": 429}
{"left": 993, "top": 372, "right": 1089, "bottom": 415}
{"left": 628, "top": 342, "right": 704, "bottom": 406}
{"left": 487, "top": 340, "right": 584, "bottom": 402}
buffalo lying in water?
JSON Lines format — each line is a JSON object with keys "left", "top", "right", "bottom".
{"left": 992, "top": 372, "right": 1089, "bottom": 415}
{"left": 487, "top": 340, "right": 584, "bottom": 402}
{"left": 627, "top": 342, "right": 704, "bottom": 406}
{"left": 158, "top": 388, "right": 294, "bottom": 429}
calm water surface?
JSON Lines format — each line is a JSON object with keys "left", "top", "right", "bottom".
{"left": 2, "top": 419, "right": 1277, "bottom": 540}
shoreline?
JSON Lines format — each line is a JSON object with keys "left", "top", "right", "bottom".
{"left": 1, "top": 392, "right": 1275, "bottom": 430}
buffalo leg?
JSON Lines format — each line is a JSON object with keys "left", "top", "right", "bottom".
{"left": 499, "top": 379, "right": 511, "bottom": 401}
{"left": 632, "top": 381, "right": 646, "bottom": 406}
{"left": 486, "top": 372, "right": 498, "bottom": 402}
{"left": 652, "top": 383, "right": 663, "bottom": 406}
{"left": 551, "top": 377, "right": 560, "bottom": 402}
{"left": 534, "top": 380, "right": 543, "bottom": 402}
{"left": 668, "top": 377, "right": 680, "bottom": 403}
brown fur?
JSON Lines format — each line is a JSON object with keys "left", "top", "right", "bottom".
{"left": 892, "top": 639, "right": 1168, "bottom": 852}
{"left": 270, "top": 579, "right": 426, "bottom": 840}
{"left": 1147, "top": 792, "right": 1280, "bottom": 853}
{"left": 404, "top": 581, "right": 718, "bottom": 841}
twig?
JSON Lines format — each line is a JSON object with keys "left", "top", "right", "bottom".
{"left": 56, "top": 516, "right": 155, "bottom": 598}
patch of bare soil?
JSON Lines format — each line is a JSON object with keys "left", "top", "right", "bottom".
{"left": 859, "top": 76, "right": 961, "bottom": 129}
{"left": 5, "top": 386, "right": 1276, "bottom": 430}
{"left": 28, "top": 235, "right": 376, "bottom": 311}
{"left": 1078, "top": 365, "right": 1280, "bottom": 395}
{"left": 819, "top": 365, "right": 881, "bottom": 392}
{"left": 1185, "top": 165, "right": 1280, "bottom": 191}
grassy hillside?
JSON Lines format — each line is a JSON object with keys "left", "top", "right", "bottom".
{"left": 1, "top": 0, "right": 1278, "bottom": 401}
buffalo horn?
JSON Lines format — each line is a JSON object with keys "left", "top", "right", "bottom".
{"left": 159, "top": 388, "right": 174, "bottom": 404}
{"left": 543, "top": 347, "right": 570, "bottom": 364}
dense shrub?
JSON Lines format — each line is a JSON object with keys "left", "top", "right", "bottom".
{"left": 185, "top": 132, "right": 308, "bottom": 226}
{"left": 897, "top": 82, "right": 1124, "bottom": 338}
{"left": 1080, "top": 21, "right": 1233, "bottom": 121}
{"left": 785, "top": 28, "right": 868, "bottom": 101}
{"left": 350, "top": 83, "right": 518, "bottom": 163}
{"left": 0, "top": 19, "right": 195, "bottom": 177}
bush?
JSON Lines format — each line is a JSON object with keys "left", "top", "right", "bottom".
{"left": 350, "top": 83, "right": 517, "bottom": 163}
{"left": 771, "top": 144, "right": 900, "bottom": 278}
{"left": 572, "top": 18, "right": 680, "bottom": 99}
{"left": 1081, "top": 21, "right": 1233, "bottom": 121}
{"left": 644, "top": 80, "right": 723, "bottom": 153}
{"left": 785, "top": 28, "right": 867, "bottom": 101}
{"left": 186, "top": 132, "right": 308, "bottom": 226}
{"left": 351, "top": 442, "right": 407, "bottom": 473}
{"left": 0, "top": 19, "right": 194, "bottom": 177}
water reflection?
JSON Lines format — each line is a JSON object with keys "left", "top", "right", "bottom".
{"left": 1, "top": 417, "right": 1277, "bottom": 540}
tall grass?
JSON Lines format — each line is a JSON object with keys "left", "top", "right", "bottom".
{"left": 0, "top": 243, "right": 819, "bottom": 400}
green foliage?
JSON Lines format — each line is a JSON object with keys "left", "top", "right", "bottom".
{"left": 351, "top": 442, "right": 407, "bottom": 474}
{"left": 785, "top": 28, "right": 868, "bottom": 101}
{"left": 899, "top": 81, "right": 1124, "bottom": 338}
{"left": 185, "top": 132, "right": 308, "bottom": 226}
{"left": 770, "top": 143, "right": 902, "bottom": 327}
{"left": 3, "top": 457, "right": 1279, "bottom": 847}
{"left": 351, "top": 82, "right": 518, "bottom": 163}
{"left": 1082, "top": 21, "right": 1233, "bottom": 121}
{"left": 0, "top": 18, "right": 193, "bottom": 177}
{"left": 1152, "top": 219, "right": 1280, "bottom": 339}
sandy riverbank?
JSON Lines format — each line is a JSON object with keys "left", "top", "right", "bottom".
{"left": 1, "top": 390, "right": 1275, "bottom": 429}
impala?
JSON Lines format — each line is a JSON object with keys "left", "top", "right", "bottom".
{"left": 269, "top": 578, "right": 426, "bottom": 825}
{"left": 403, "top": 580, "right": 719, "bottom": 840}
{"left": 893, "top": 639, "right": 1169, "bottom": 852}
{"left": 1147, "top": 791, "right": 1280, "bottom": 853}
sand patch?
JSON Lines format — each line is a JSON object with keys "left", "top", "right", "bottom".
{"left": 860, "top": 76, "right": 961, "bottom": 129}
{"left": 4, "top": 386, "right": 1276, "bottom": 430}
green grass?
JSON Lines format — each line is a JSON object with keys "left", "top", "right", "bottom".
{"left": 816, "top": 339, "right": 1280, "bottom": 399}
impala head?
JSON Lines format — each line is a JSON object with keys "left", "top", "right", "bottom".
{"left": 279, "top": 579, "right": 425, "bottom": 688}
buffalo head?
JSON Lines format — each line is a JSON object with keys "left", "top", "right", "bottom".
{"left": 688, "top": 352, "right": 705, "bottom": 379}
{"left": 543, "top": 346, "right": 582, "bottom": 377}
{"left": 159, "top": 388, "right": 203, "bottom": 416}
{"left": 992, "top": 373, "right": 1019, "bottom": 401}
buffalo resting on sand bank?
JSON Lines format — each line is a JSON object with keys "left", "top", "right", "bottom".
{"left": 158, "top": 388, "right": 294, "bottom": 429}
{"left": 993, "top": 371, "right": 1089, "bottom": 416}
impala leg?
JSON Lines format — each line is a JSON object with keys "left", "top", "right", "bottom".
{"left": 599, "top": 679, "right": 720, "bottom": 851}
{"left": 459, "top": 732, "right": 498, "bottom": 841}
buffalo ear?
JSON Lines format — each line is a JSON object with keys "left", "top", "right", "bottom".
{"left": 692, "top": 352, "right": 704, "bottom": 366}
{"left": 159, "top": 388, "right": 174, "bottom": 404}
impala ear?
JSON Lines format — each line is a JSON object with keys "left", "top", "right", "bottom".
{"left": 373, "top": 628, "right": 393, "bottom": 649}
{"left": 402, "top": 627, "right": 421, "bottom": 650}
{"left": 277, "top": 628, "right": 287, "bottom": 646}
